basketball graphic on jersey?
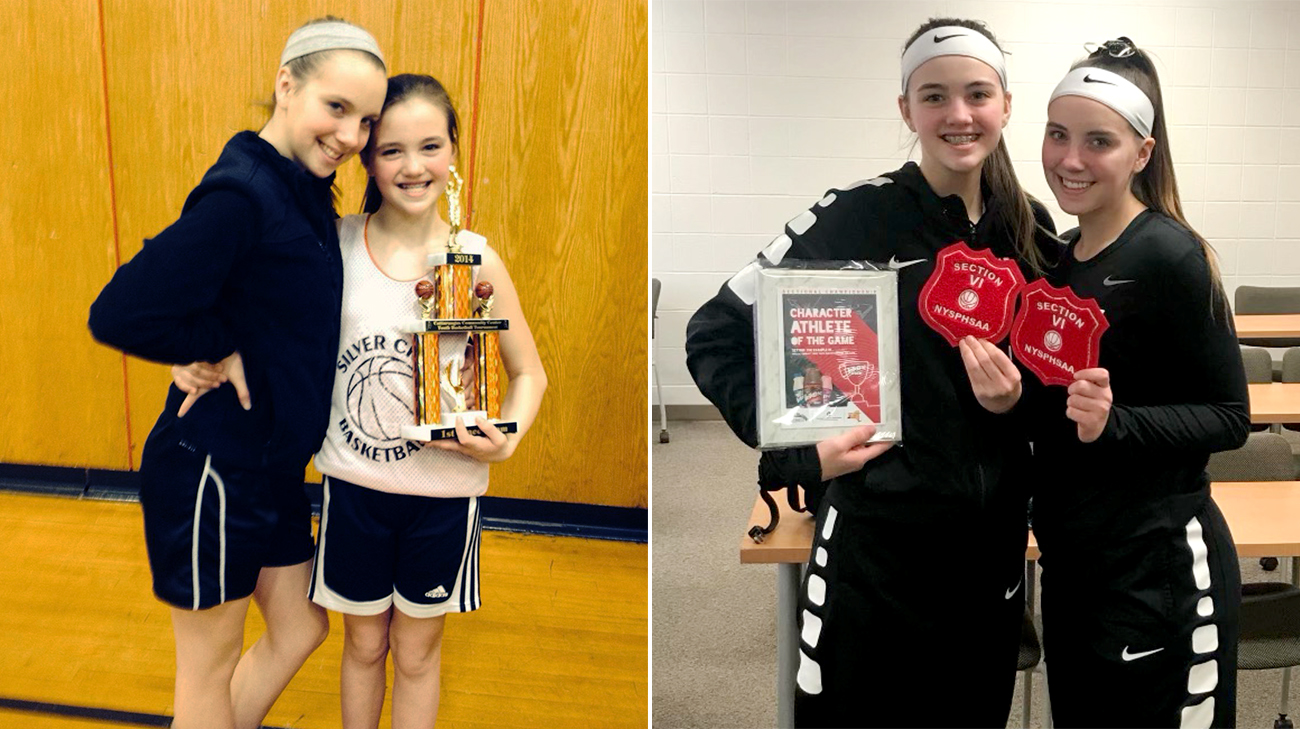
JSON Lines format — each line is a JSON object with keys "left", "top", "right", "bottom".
{"left": 346, "top": 354, "right": 415, "bottom": 442}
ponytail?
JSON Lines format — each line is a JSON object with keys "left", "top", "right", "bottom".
{"left": 1074, "top": 42, "right": 1228, "bottom": 316}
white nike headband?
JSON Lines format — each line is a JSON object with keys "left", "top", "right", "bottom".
{"left": 900, "top": 26, "right": 1008, "bottom": 94}
{"left": 1049, "top": 67, "right": 1154, "bottom": 138}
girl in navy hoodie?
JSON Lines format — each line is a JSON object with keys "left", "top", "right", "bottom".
{"left": 88, "top": 18, "right": 386, "bottom": 729}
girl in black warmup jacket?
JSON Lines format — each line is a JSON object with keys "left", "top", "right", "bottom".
{"left": 686, "top": 17, "right": 1059, "bottom": 728}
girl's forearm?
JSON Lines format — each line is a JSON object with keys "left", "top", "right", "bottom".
{"left": 499, "top": 370, "right": 548, "bottom": 445}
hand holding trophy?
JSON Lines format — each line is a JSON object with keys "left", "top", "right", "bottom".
{"left": 400, "top": 167, "right": 519, "bottom": 441}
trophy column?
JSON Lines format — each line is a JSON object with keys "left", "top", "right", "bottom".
{"left": 399, "top": 169, "right": 516, "bottom": 441}
{"left": 400, "top": 257, "right": 517, "bottom": 441}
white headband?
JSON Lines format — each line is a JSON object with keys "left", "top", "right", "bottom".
{"left": 280, "top": 21, "right": 386, "bottom": 69}
{"left": 900, "top": 26, "right": 1008, "bottom": 94}
{"left": 1049, "top": 67, "right": 1154, "bottom": 138}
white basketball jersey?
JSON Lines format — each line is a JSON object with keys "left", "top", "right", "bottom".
{"left": 314, "top": 214, "right": 490, "bottom": 498}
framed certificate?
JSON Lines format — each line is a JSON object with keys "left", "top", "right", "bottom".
{"left": 754, "top": 266, "right": 902, "bottom": 449}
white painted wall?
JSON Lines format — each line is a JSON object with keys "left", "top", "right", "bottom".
{"left": 651, "top": 0, "right": 1300, "bottom": 406}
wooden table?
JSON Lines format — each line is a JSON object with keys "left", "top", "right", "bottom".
{"left": 1249, "top": 383, "right": 1300, "bottom": 424}
{"left": 1236, "top": 314, "right": 1300, "bottom": 340}
{"left": 742, "top": 482, "right": 1300, "bottom": 727}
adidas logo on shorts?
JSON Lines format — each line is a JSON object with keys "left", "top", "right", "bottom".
{"left": 426, "top": 585, "right": 448, "bottom": 599}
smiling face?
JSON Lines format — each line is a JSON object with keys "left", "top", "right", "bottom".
{"left": 270, "top": 51, "right": 387, "bottom": 178}
{"left": 365, "top": 97, "right": 456, "bottom": 218}
{"left": 899, "top": 54, "right": 1011, "bottom": 184}
{"left": 1042, "top": 94, "right": 1154, "bottom": 218}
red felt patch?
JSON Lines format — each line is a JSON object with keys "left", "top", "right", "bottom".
{"left": 1010, "top": 279, "right": 1109, "bottom": 387}
{"left": 918, "top": 241, "right": 1027, "bottom": 346}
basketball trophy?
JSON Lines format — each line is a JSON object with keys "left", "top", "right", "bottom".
{"left": 400, "top": 168, "right": 518, "bottom": 441}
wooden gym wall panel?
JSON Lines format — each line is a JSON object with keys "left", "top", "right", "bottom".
{"left": 0, "top": 0, "right": 126, "bottom": 468}
{"left": 56, "top": 0, "right": 648, "bottom": 509}
{"left": 100, "top": 1, "right": 478, "bottom": 469}
{"left": 472, "top": 0, "right": 649, "bottom": 507}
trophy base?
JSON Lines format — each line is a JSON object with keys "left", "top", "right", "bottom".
{"left": 401, "top": 415, "right": 520, "bottom": 442}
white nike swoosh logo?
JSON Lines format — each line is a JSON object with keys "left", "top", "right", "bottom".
{"left": 888, "top": 256, "right": 926, "bottom": 270}
{"left": 1103, "top": 276, "right": 1135, "bottom": 286}
{"left": 1121, "top": 646, "right": 1165, "bottom": 661}
{"left": 1005, "top": 575, "right": 1022, "bottom": 599}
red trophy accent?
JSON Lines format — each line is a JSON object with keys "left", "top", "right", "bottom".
{"left": 918, "top": 241, "right": 1026, "bottom": 346}
{"left": 1010, "top": 279, "right": 1110, "bottom": 387}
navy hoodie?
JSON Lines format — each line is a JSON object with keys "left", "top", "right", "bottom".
{"left": 89, "top": 131, "right": 344, "bottom": 471}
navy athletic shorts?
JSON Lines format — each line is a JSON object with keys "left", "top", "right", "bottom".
{"left": 309, "top": 475, "right": 482, "bottom": 618}
{"left": 138, "top": 428, "right": 315, "bottom": 610}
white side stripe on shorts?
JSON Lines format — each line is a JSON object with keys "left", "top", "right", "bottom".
{"left": 797, "top": 649, "right": 823, "bottom": 694}
{"left": 822, "top": 506, "right": 838, "bottom": 540}
{"left": 313, "top": 477, "right": 333, "bottom": 602}
{"left": 1180, "top": 516, "right": 1219, "bottom": 728}
{"left": 1180, "top": 697, "right": 1215, "bottom": 729}
{"left": 1186, "top": 517, "right": 1211, "bottom": 590}
{"left": 457, "top": 497, "right": 482, "bottom": 612}
{"left": 807, "top": 573, "right": 826, "bottom": 606}
{"left": 193, "top": 455, "right": 228, "bottom": 609}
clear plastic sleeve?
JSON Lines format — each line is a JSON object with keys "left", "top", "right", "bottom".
{"left": 753, "top": 263, "right": 902, "bottom": 449}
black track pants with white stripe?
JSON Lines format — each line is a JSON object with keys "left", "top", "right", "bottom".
{"left": 794, "top": 488, "right": 1030, "bottom": 728}
{"left": 1040, "top": 497, "right": 1240, "bottom": 729}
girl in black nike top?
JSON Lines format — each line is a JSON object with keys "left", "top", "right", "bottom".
{"left": 1027, "top": 38, "right": 1249, "bottom": 728}
{"left": 686, "top": 18, "right": 1058, "bottom": 728}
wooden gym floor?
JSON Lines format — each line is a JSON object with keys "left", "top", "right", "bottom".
{"left": 0, "top": 492, "right": 647, "bottom": 728}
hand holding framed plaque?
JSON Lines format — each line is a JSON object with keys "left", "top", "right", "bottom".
{"left": 754, "top": 266, "right": 902, "bottom": 449}
{"left": 399, "top": 169, "right": 519, "bottom": 442}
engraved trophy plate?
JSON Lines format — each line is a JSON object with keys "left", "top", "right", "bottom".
{"left": 400, "top": 167, "right": 518, "bottom": 441}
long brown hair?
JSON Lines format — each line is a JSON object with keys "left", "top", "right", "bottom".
{"left": 903, "top": 18, "right": 1049, "bottom": 274}
{"left": 1071, "top": 39, "right": 1227, "bottom": 313}
{"left": 359, "top": 74, "right": 462, "bottom": 214}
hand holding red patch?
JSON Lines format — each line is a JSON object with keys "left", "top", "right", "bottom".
{"left": 919, "top": 241, "right": 1026, "bottom": 346}
{"left": 1010, "top": 280, "right": 1109, "bottom": 387}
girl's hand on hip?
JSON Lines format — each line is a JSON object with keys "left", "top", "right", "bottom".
{"left": 816, "top": 424, "right": 894, "bottom": 481}
{"left": 173, "top": 351, "right": 249, "bottom": 417}
{"left": 1066, "top": 368, "right": 1112, "bottom": 443}
{"left": 959, "top": 336, "right": 1022, "bottom": 414}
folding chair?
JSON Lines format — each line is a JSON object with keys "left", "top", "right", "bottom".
{"left": 652, "top": 278, "right": 668, "bottom": 443}
{"left": 1209, "top": 432, "right": 1300, "bottom": 729}
{"left": 1236, "top": 286, "right": 1300, "bottom": 351}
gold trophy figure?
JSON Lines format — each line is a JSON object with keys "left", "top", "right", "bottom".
{"left": 400, "top": 167, "right": 516, "bottom": 441}
{"left": 445, "top": 360, "right": 469, "bottom": 413}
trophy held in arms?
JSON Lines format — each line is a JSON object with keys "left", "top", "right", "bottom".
{"left": 400, "top": 168, "right": 518, "bottom": 441}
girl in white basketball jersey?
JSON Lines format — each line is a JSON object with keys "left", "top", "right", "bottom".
{"left": 176, "top": 73, "right": 547, "bottom": 728}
